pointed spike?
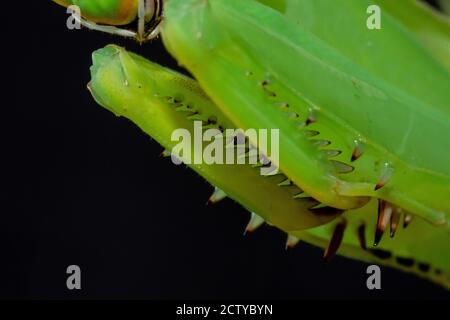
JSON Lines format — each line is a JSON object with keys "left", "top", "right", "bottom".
{"left": 265, "top": 89, "right": 277, "bottom": 97}
{"left": 160, "top": 149, "right": 171, "bottom": 158}
{"left": 374, "top": 200, "right": 393, "bottom": 246}
{"left": 207, "top": 187, "right": 227, "bottom": 205}
{"left": 244, "top": 212, "right": 265, "bottom": 235}
{"left": 375, "top": 162, "right": 394, "bottom": 191}
{"left": 331, "top": 160, "right": 354, "bottom": 174}
{"left": 274, "top": 102, "right": 290, "bottom": 110}
{"left": 351, "top": 140, "right": 365, "bottom": 162}
{"left": 324, "top": 219, "right": 347, "bottom": 263}
{"left": 306, "top": 199, "right": 321, "bottom": 210}
{"left": 303, "top": 130, "right": 320, "bottom": 137}
{"left": 311, "top": 139, "right": 331, "bottom": 147}
{"left": 285, "top": 235, "right": 300, "bottom": 250}
{"left": 287, "top": 112, "right": 300, "bottom": 119}
{"left": 187, "top": 114, "right": 209, "bottom": 122}
{"left": 322, "top": 149, "right": 342, "bottom": 158}
{"left": 293, "top": 193, "right": 309, "bottom": 199}
{"left": 357, "top": 223, "right": 367, "bottom": 250}
{"left": 403, "top": 214, "right": 414, "bottom": 228}
{"left": 174, "top": 105, "right": 193, "bottom": 112}
{"left": 374, "top": 182, "right": 385, "bottom": 191}
{"left": 305, "top": 117, "right": 315, "bottom": 126}
{"left": 310, "top": 203, "right": 327, "bottom": 210}
{"left": 390, "top": 210, "right": 401, "bottom": 238}
{"left": 278, "top": 178, "right": 292, "bottom": 187}
{"left": 260, "top": 80, "right": 277, "bottom": 97}
{"left": 206, "top": 116, "right": 218, "bottom": 125}
{"left": 305, "top": 109, "right": 317, "bottom": 126}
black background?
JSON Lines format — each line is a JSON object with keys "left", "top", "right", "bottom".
{"left": 5, "top": 0, "right": 450, "bottom": 299}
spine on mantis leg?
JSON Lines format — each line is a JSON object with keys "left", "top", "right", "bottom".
{"left": 89, "top": 46, "right": 450, "bottom": 288}
{"left": 291, "top": 199, "right": 450, "bottom": 289}
{"left": 88, "top": 44, "right": 342, "bottom": 231}
{"left": 161, "top": 0, "right": 450, "bottom": 230}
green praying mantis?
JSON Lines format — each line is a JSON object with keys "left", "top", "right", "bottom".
{"left": 52, "top": 0, "right": 450, "bottom": 289}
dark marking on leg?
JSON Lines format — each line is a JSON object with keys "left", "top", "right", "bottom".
{"left": 369, "top": 249, "right": 392, "bottom": 260}
{"left": 396, "top": 257, "right": 415, "bottom": 267}
{"left": 351, "top": 142, "right": 364, "bottom": 162}
{"left": 374, "top": 200, "right": 393, "bottom": 246}
{"left": 418, "top": 263, "right": 430, "bottom": 273}
{"left": 390, "top": 210, "right": 401, "bottom": 238}
{"left": 403, "top": 214, "right": 413, "bottom": 228}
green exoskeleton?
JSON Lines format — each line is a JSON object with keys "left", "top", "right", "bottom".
{"left": 53, "top": 0, "right": 450, "bottom": 289}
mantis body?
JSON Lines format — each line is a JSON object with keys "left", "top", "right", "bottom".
{"left": 53, "top": 0, "right": 450, "bottom": 289}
